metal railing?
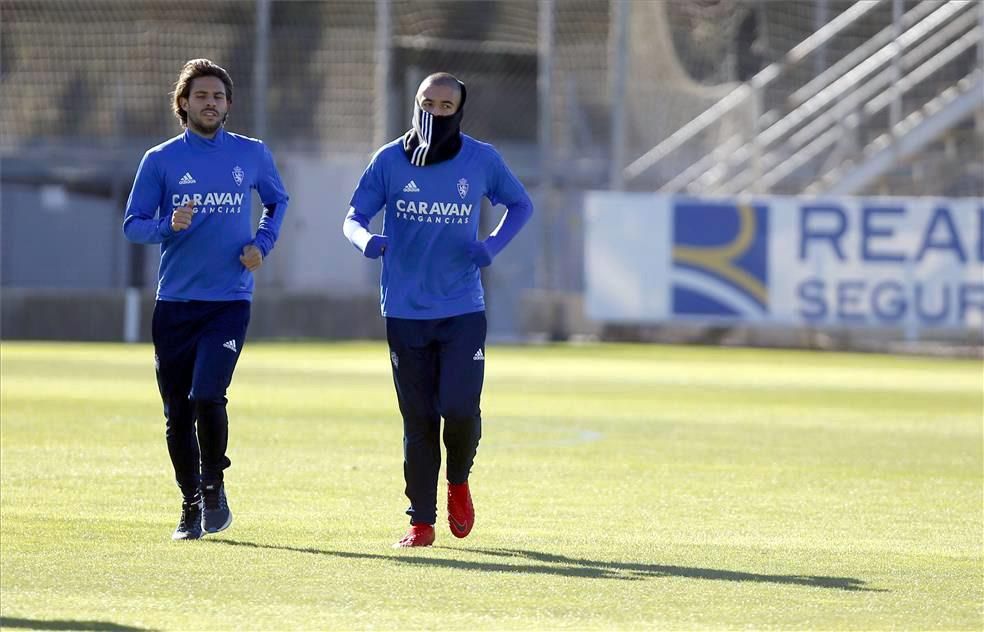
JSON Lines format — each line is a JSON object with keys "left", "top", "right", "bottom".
{"left": 622, "top": 0, "right": 982, "bottom": 198}
{"left": 621, "top": 0, "right": 887, "bottom": 186}
{"left": 703, "top": 0, "right": 974, "bottom": 195}
{"left": 819, "top": 70, "right": 984, "bottom": 195}
{"left": 764, "top": 26, "right": 981, "bottom": 195}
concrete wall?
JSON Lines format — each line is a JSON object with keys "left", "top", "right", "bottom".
{"left": 267, "top": 155, "right": 378, "bottom": 294}
{"left": 0, "top": 289, "right": 383, "bottom": 342}
{"left": 1, "top": 184, "right": 128, "bottom": 288}
{"left": 1, "top": 150, "right": 542, "bottom": 341}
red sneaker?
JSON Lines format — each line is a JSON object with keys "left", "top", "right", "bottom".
{"left": 392, "top": 524, "right": 435, "bottom": 548}
{"left": 447, "top": 481, "right": 474, "bottom": 538}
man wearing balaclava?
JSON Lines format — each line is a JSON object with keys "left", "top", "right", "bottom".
{"left": 343, "top": 72, "right": 534, "bottom": 548}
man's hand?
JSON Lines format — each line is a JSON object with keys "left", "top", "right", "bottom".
{"left": 465, "top": 240, "right": 493, "bottom": 268}
{"left": 171, "top": 205, "right": 194, "bottom": 231}
{"left": 240, "top": 244, "right": 263, "bottom": 271}
{"left": 364, "top": 234, "right": 389, "bottom": 259}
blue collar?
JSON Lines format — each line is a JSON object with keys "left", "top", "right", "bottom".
{"left": 183, "top": 127, "right": 227, "bottom": 151}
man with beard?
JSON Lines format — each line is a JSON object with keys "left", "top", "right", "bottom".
{"left": 343, "top": 72, "right": 534, "bottom": 548}
{"left": 123, "top": 59, "right": 289, "bottom": 540}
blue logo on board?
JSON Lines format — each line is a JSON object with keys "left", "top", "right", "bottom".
{"left": 671, "top": 201, "right": 769, "bottom": 318}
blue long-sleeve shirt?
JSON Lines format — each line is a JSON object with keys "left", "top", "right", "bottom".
{"left": 123, "top": 128, "right": 289, "bottom": 302}
{"left": 345, "top": 134, "right": 533, "bottom": 319}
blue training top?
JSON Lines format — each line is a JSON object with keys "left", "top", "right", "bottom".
{"left": 123, "top": 128, "right": 289, "bottom": 302}
{"left": 349, "top": 134, "right": 532, "bottom": 319}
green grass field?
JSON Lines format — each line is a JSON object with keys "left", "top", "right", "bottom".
{"left": 1, "top": 341, "right": 981, "bottom": 630}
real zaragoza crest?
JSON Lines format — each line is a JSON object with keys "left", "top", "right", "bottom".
{"left": 457, "top": 178, "right": 469, "bottom": 199}
{"left": 232, "top": 165, "right": 245, "bottom": 186}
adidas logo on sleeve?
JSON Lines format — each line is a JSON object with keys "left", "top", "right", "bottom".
{"left": 473, "top": 348, "right": 484, "bottom": 361}
{"left": 403, "top": 180, "right": 420, "bottom": 193}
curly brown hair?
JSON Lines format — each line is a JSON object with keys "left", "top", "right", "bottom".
{"left": 171, "top": 59, "right": 233, "bottom": 127}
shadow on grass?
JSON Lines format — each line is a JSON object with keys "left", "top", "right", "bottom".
{"left": 0, "top": 617, "right": 153, "bottom": 631}
{"left": 457, "top": 547, "right": 888, "bottom": 592}
{"left": 209, "top": 539, "right": 886, "bottom": 592}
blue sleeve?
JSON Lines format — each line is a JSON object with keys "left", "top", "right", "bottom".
{"left": 484, "top": 151, "right": 533, "bottom": 257}
{"left": 344, "top": 152, "right": 387, "bottom": 253}
{"left": 122, "top": 151, "right": 173, "bottom": 244}
{"left": 348, "top": 153, "right": 387, "bottom": 219}
{"left": 251, "top": 144, "right": 290, "bottom": 258}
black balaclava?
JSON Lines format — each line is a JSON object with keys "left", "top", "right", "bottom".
{"left": 402, "top": 81, "right": 467, "bottom": 167}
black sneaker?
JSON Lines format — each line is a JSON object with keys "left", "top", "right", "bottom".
{"left": 172, "top": 498, "right": 203, "bottom": 541}
{"left": 201, "top": 482, "right": 232, "bottom": 534}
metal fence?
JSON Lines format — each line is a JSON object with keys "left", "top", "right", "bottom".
{"left": 2, "top": 0, "right": 981, "bottom": 340}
